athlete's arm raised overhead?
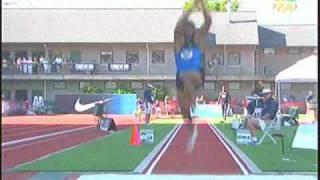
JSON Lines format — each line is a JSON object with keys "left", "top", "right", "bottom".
{"left": 174, "top": 9, "right": 192, "bottom": 53}
{"left": 195, "top": 0, "right": 212, "bottom": 51}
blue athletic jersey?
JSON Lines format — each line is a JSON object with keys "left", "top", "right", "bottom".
{"left": 175, "top": 44, "right": 203, "bottom": 73}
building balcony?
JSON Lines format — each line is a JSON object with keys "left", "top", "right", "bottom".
{"left": 2, "top": 63, "right": 276, "bottom": 81}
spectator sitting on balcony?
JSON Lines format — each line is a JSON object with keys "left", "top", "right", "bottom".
{"left": 54, "top": 56, "right": 63, "bottom": 72}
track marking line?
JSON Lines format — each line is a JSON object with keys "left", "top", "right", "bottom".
{"left": 145, "top": 124, "right": 182, "bottom": 175}
{"left": 133, "top": 124, "right": 180, "bottom": 173}
{"left": 2, "top": 125, "right": 48, "bottom": 133}
{"left": 208, "top": 124, "right": 249, "bottom": 175}
{"left": 7, "top": 129, "right": 128, "bottom": 172}
{"left": 2, "top": 126, "right": 94, "bottom": 147}
{"left": 2, "top": 127, "right": 95, "bottom": 151}
{"left": 210, "top": 124, "right": 262, "bottom": 174}
{"left": 2, "top": 125, "right": 80, "bottom": 138}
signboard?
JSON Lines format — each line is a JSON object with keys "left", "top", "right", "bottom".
{"left": 140, "top": 128, "right": 154, "bottom": 144}
{"left": 74, "top": 64, "right": 95, "bottom": 71}
{"left": 273, "top": 0, "right": 297, "bottom": 13}
{"left": 108, "top": 63, "right": 131, "bottom": 72}
{"left": 100, "top": 118, "right": 111, "bottom": 132}
{"left": 236, "top": 129, "right": 251, "bottom": 144}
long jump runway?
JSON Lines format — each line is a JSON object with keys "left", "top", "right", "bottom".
{"left": 150, "top": 123, "right": 247, "bottom": 175}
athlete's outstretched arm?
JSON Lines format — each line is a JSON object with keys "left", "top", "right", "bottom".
{"left": 195, "top": 0, "right": 212, "bottom": 50}
{"left": 174, "top": 9, "right": 192, "bottom": 53}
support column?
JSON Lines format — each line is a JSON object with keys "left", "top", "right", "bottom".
{"left": 146, "top": 43, "right": 150, "bottom": 84}
{"left": 44, "top": 80, "right": 47, "bottom": 101}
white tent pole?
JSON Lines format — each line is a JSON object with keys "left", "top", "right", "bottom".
{"left": 277, "top": 81, "right": 281, "bottom": 113}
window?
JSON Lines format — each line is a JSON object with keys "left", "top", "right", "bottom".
{"left": 229, "top": 82, "right": 240, "bottom": 90}
{"left": 263, "top": 82, "right": 272, "bottom": 90}
{"left": 228, "top": 53, "right": 240, "bottom": 65}
{"left": 152, "top": 81, "right": 164, "bottom": 88}
{"left": 15, "top": 51, "right": 28, "bottom": 59}
{"left": 313, "top": 47, "right": 318, "bottom": 54}
{"left": 79, "top": 81, "right": 91, "bottom": 90}
{"left": 70, "top": 51, "right": 81, "bottom": 63}
{"left": 288, "top": 47, "right": 300, "bottom": 54}
{"left": 126, "top": 50, "right": 139, "bottom": 64}
{"left": 2, "top": 89, "right": 11, "bottom": 100}
{"left": 204, "top": 82, "right": 215, "bottom": 90}
{"left": 151, "top": 50, "right": 165, "bottom": 64}
{"left": 32, "top": 89, "right": 43, "bottom": 97}
{"left": 105, "top": 81, "right": 117, "bottom": 89}
{"left": 207, "top": 52, "right": 224, "bottom": 65}
{"left": 2, "top": 51, "right": 10, "bottom": 67}
{"left": 131, "top": 81, "right": 143, "bottom": 89}
{"left": 280, "top": 83, "right": 291, "bottom": 90}
{"left": 32, "top": 51, "right": 45, "bottom": 58}
{"left": 100, "top": 51, "right": 113, "bottom": 63}
{"left": 49, "top": 50, "right": 62, "bottom": 60}
{"left": 2, "top": 51, "right": 10, "bottom": 60}
{"left": 263, "top": 48, "right": 275, "bottom": 54}
{"left": 54, "top": 81, "right": 66, "bottom": 89}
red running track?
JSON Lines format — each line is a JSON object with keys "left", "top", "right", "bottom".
{"left": 2, "top": 126, "right": 107, "bottom": 170}
{"left": 2, "top": 124, "right": 90, "bottom": 142}
{"left": 152, "top": 124, "right": 243, "bottom": 174}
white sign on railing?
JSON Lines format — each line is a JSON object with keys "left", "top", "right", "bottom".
{"left": 108, "top": 64, "right": 131, "bottom": 72}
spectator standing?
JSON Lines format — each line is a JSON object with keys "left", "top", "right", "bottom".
{"left": 217, "top": 86, "right": 231, "bottom": 121}
{"left": 54, "top": 56, "right": 63, "bottom": 73}
{"left": 305, "top": 90, "right": 314, "bottom": 114}
{"left": 16, "top": 57, "right": 22, "bottom": 72}
{"left": 143, "top": 84, "right": 154, "bottom": 124}
{"left": 26, "top": 57, "right": 33, "bottom": 74}
{"left": 252, "top": 80, "right": 264, "bottom": 96}
{"left": 22, "top": 57, "right": 28, "bottom": 73}
{"left": 32, "top": 57, "right": 39, "bottom": 74}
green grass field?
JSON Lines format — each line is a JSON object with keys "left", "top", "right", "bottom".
{"left": 15, "top": 114, "right": 317, "bottom": 173}
{"left": 16, "top": 124, "right": 175, "bottom": 172}
{"left": 215, "top": 118, "right": 317, "bottom": 172}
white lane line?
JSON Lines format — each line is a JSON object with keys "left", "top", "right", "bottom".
{"left": 3, "top": 125, "right": 75, "bottom": 138}
{"left": 2, "top": 127, "right": 95, "bottom": 151}
{"left": 145, "top": 124, "right": 182, "bottom": 175}
{"left": 133, "top": 124, "right": 180, "bottom": 173}
{"left": 2, "top": 126, "right": 94, "bottom": 147}
{"left": 2, "top": 125, "right": 45, "bottom": 133}
{"left": 208, "top": 124, "right": 249, "bottom": 175}
{"left": 8, "top": 129, "right": 128, "bottom": 172}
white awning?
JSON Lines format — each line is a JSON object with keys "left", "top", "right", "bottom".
{"left": 275, "top": 54, "right": 318, "bottom": 83}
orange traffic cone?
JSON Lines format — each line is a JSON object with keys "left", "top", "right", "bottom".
{"left": 130, "top": 125, "right": 141, "bottom": 146}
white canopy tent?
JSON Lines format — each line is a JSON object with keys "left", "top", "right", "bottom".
{"left": 275, "top": 54, "right": 318, "bottom": 111}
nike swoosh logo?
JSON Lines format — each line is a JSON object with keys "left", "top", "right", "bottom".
{"left": 74, "top": 98, "right": 113, "bottom": 112}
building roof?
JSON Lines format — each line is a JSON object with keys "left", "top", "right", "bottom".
{"left": 258, "top": 25, "right": 317, "bottom": 47}
{"left": 2, "top": 9, "right": 259, "bottom": 44}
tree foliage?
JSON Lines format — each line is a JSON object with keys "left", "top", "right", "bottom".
{"left": 184, "top": 0, "right": 240, "bottom": 12}
{"left": 81, "top": 85, "right": 104, "bottom": 93}
{"left": 152, "top": 87, "right": 167, "bottom": 101}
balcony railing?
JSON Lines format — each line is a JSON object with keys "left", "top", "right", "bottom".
{"left": 1, "top": 63, "right": 148, "bottom": 75}
{"left": 2, "top": 63, "right": 277, "bottom": 78}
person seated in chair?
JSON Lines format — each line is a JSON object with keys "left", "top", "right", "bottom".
{"left": 246, "top": 89, "right": 278, "bottom": 144}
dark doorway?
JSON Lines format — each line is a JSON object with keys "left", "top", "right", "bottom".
{"left": 15, "top": 89, "right": 28, "bottom": 101}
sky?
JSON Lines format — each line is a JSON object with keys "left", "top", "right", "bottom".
{"left": 2, "top": 0, "right": 317, "bottom": 25}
